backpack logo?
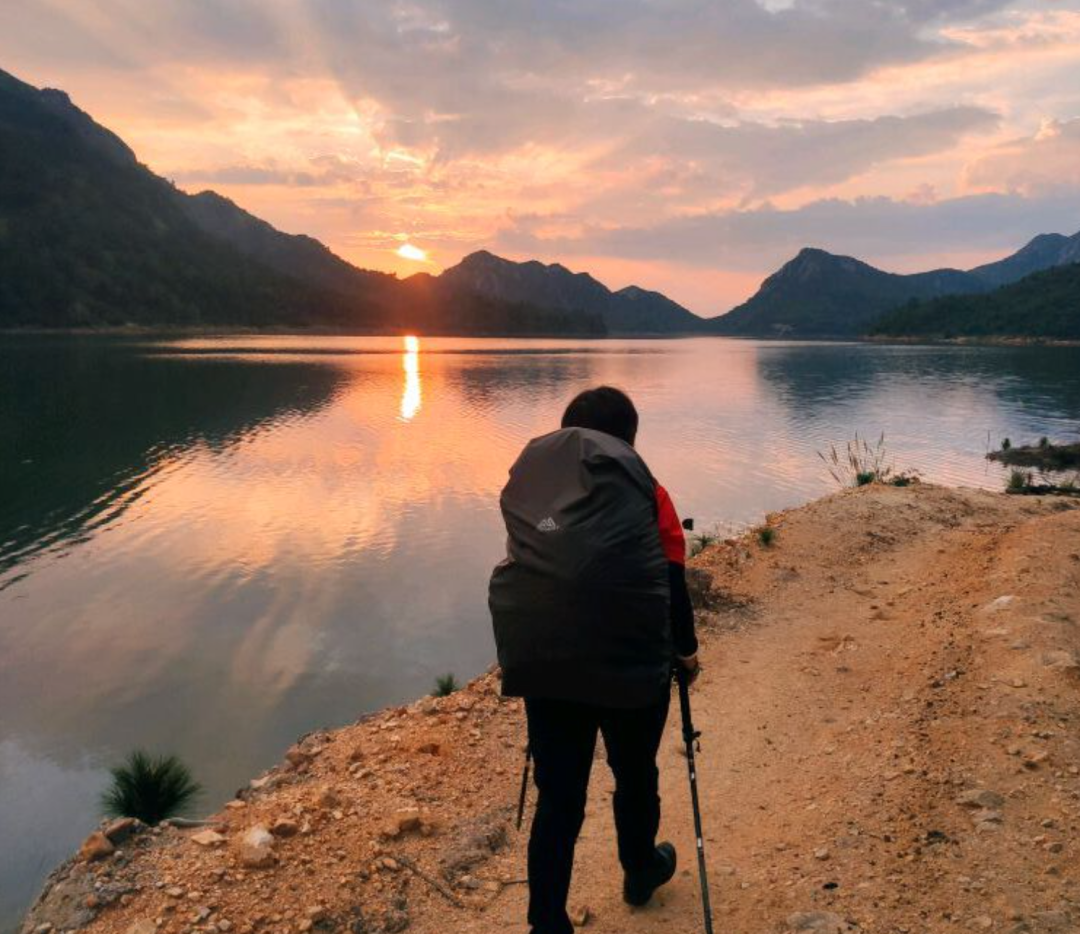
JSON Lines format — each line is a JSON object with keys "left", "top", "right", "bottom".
{"left": 536, "top": 516, "right": 560, "bottom": 533}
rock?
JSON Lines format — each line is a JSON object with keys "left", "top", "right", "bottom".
{"left": 395, "top": 808, "right": 422, "bottom": 833}
{"left": 1032, "top": 911, "right": 1071, "bottom": 932}
{"left": 316, "top": 786, "right": 343, "bottom": 810}
{"left": 285, "top": 746, "right": 311, "bottom": 769}
{"left": 569, "top": 904, "right": 591, "bottom": 927}
{"left": 348, "top": 744, "right": 365, "bottom": 763}
{"left": 384, "top": 807, "right": 426, "bottom": 838}
{"left": 237, "top": 826, "right": 276, "bottom": 869}
{"left": 191, "top": 830, "right": 226, "bottom": 847}
{"left": 1023, "top": 751, "right": 1049, "bottom": 769}
{"left": 381, "top": 909, "right": 409, "bottom": 933}
{"left": 415, "top": 742, "right": 441, "bottom": 756}
{"left": 165, "top": 887, "right": 185, "bottom": 899}
{"left": 34, "top": 925, "right": 54, "bottom": 934}
{"left": 982, "top": 595, "right": 1016, "bottom": 614}
{"left": 1043, "top": 651, "right": 1079, "bottom": 672}
{"left": 270, "top": 818, "right": 299, "bottom": 838}
{"left": 126, "top": 921, "right": 157, "bottom": 934}
{"left": 786, "top": 911, "right": 857, "bottom": 933}
{"left": 814, "top": 847, "right": 830, "bottom": 860}
{"left": 77, "top": 831, "right": 115, "bottom": 863}
{"left": 973, "top": 810, "right": 1003, "bottom": 824}
{"left": 956, "top": 789, "right": 1005, "bottom": 809}
{"left": 104, "top": 817, "right": 140, "bottom": 843}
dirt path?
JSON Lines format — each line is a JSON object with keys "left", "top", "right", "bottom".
{"left": 26, "top": 485, "right": 1080, "bottom": 934}
{"left": 415, "top": 484, "right": 1080, "bottom": 934}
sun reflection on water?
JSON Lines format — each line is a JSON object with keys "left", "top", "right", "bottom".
{"left": 400, "top": 335, "right": 421, "bottom": 421}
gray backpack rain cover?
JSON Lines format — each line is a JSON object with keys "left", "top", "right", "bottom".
{"left": 489, "top": 427, "right": 672, "bottom": 708}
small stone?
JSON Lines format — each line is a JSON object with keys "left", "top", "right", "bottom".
{"left": 972, "top": 917, "right": 993, "bottom": 930}
{"left": 569, "top": 904, "right": 591, "bottom": 927}
{"left": 348, "top": 745, "right": 365, "bottom": 763}
{"left": 166, "top": 887, "right": 185, "bottom": 899}
{"left": 104, "top": 817, "right": 140, "bottom": 843}
{"left": 226, "top": 801, "right": 247, "bottom": 810}
{"left": 34, "top": 925, "right": 53, "bottom": 934}
{"left": 1044, "top": 841, "right": 1064, "bottom": 853}
{"left": 270, "top": 819, "right": 299, "bottom": 838}
{"left": 1023, "top": 751, "right": 1049, "bottom": 769}
{"left": 982, "top": 595, "right": 1016, "bottom": 614}
{"left": 191, "top": 830, "right": 226, "bottom": 847}
{"left": 786, "top": 911, "right": 855, "bottom": 933}
{"left": 956, "top": 789, "right": 1005, "bottom": 810}
{"left": 814, "top": 847, "right": 830, "bottom": 860}
{"left": 1043, "top": 650, "right": 1079, "bottom": 671}
{"left": 78, "top": 831, "right": 115, "bottom": 863}
{"left": 127, "top": 922, "right": 157, "bottom": 934}
{"left": 237, "top": 826, "right": 276, "bottom": 869}
{"left": 305, "top": 907, "right": 328, "bottom": 923}
{"left": 316, "top": 786, "right": 343, "bottom": 810}
{"left": 285, "top": 747, "right": 311, "bottom": 769}
{"left": 416, "top": 742, "right": 441, "bottom": 756}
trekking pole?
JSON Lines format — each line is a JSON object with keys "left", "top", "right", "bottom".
{"left": 676, "top": 666, "right": 715, "bottom": 934}
{"left": 516, "top": 744, "right": 532, "bottom": 830}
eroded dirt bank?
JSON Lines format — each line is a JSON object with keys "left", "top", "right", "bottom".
{"left": 23, "top": 484, "right": 1080, "bottom": 934}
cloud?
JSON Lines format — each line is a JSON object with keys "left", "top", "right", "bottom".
{"left": 497, "top": 190, "right": 1080, "bottom": 271}
{"left": 606, "top": 106, "right": 999, "bottom": 200}
{"left": 2, "top": 0, "right": 1077, "bottom": 301}
{"left": 174, "top": 155, "right": 364, "bottom": 189}
{"left": 963, "top": 117, "right": 1080, "bottom": 195}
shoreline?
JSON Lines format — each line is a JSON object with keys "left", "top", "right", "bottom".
{"left": 20, "top": 482, "right": 1080, "bottom": 934}
{"left": 3, "top": 327, "right": 1080, "bottom": 347}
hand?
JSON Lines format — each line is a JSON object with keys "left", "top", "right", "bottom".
{"left": 677, "top": 653, "right": 701, "bottom": 685}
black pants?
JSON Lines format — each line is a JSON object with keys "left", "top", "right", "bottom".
{"left": 524, "top": 691, "right": 671, "bottom": 934}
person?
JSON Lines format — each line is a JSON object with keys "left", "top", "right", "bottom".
{"left": 489, "top": 385, "right": 699, "bottom": 934}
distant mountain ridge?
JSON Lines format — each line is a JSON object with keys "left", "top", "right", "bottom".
{"left": 870, "top": 261, "right": 1080, "bottom": 340}
{"left": 436, "top": 250, "right": 704, "bottom": 333}
{"left": 709, "top": 232, "right": 1080, "bottom": 337}
{"left": 0, "top": 67, "right": 603, "bottom": 335}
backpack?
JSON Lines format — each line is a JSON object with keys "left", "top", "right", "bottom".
{"left": 489, "top": 427, "right": 672, "bottom": 708}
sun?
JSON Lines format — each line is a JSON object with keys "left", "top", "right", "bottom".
{"left": 396, "top": 243, "right": 428, "bottom": 262}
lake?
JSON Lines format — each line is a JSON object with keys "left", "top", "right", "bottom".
{"left": 2, "top": 334, "right": 1079, "bottom": 926}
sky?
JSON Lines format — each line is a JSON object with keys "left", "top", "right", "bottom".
{"left": 2, "top": 1, "right": 1080, "bottom": 315}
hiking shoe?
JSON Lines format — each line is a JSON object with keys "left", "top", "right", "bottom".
{"left": 623, "top": 842, "right": 677, "bottom": 906}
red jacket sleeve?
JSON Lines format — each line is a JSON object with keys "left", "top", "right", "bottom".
{"left": 655, "top": 483, "right": 685, "bottom": 565}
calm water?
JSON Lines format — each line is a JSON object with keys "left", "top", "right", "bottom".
{"left": 2, "top": 334, "right": 1079, "bottom": 924}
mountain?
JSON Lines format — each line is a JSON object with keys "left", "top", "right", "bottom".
{"left": 709, "top": 232, "right": 1080, "bottom": 338}
{"left": 969, "top": 231, "right": 1080, "bottom": 288}
{"left": 707, "top": 248, "right": 985, "bottom": 337}
{"left": 0, "top": 68, "right": 603, "bottom": 335}
{"left": 870, "top": 261, "right": 1080, "bottom": 340}
{"left": 436, "top": 250, "right": 704, "bottom": 333}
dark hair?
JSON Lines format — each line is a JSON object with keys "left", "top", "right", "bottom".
{"left": 561, "top": 386, "right": 639, "bottom": 446}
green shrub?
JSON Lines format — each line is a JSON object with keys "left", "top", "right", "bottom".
{"left": 433, "top": 673, "right": 459, "bottom": 697}
{"left": 688, "top": 531, "right": 717, "bottom": 558}
{"left": 101, "top": 750, "right": 201, "bottom": 825}
{"left": 1001, "top": 438, "right": 1011, "bottom": 451}
{"left": 757, "top": 526, "right": 776, "bottom": 547}
{"left": 1006, "top": 469, "right": 1031, "bottom": 493}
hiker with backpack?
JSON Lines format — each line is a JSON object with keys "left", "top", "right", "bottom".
{"left": 490, "top": 386, "right": 700, "bottom": 934}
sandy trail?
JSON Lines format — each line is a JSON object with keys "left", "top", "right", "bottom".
{"left": 26, "top": 485, "right": 1080, "bottom": 934}
{"left": 415, "top": 484, "right": 1080, "bottom": 933}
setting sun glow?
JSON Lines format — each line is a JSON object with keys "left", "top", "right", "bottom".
{"left": 396, "top": 243, "right": 428, "bottom": 263}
